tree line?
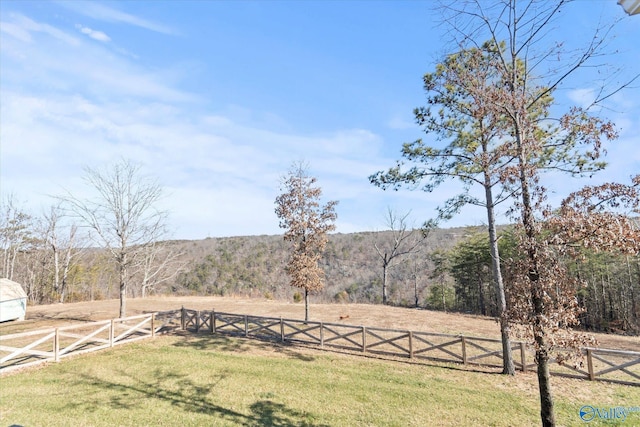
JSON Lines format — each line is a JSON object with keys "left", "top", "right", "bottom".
{"left": 4, "top": 196, "right": 637, "bottom": 338}
{"left": 443, "top": 228, "right": 640, "bottom": 335}
{"left": 0, "top": 161, "right": 185, "bottom": 316}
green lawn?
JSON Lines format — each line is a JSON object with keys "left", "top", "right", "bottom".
{"left": 1, "top": 335, "right": 638, "bottom": 426}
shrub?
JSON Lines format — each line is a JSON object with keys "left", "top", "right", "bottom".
{"left": 293, "top": 291, "right": 303, "bottom": 303}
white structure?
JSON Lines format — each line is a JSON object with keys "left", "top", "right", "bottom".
{"left": 0, "top": 278, "right": 28, "bottom": 322}
{"left": 619, "top": 0, "right": 640, "bottom": 15}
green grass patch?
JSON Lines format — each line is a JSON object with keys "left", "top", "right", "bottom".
{"left": 1, "top": 335, "right": 638, "bottom": 426}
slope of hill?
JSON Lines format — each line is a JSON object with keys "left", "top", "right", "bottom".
{"left": 168, "top": 226, "right": 483, "bottom": 305}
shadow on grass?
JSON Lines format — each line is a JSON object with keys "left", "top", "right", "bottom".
{"left": 288, "top": 341, "right": 511, "bottom": 377}
{"left": 27, "top": 310, "right": 93, "bottom": 322}
{"left": 170, "top": 332, "right": 506, "bottom": 377}
{"left": 67, "top": 368, "right": 329, "bottom": 427}
{"left": 171, "top": 333, "right": 316, "bottom": 362}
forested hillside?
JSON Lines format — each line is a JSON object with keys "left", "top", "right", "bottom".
{"left": 170, "top": 226, "right": 470, "bottom": 305}
{"left": 3, "top": 222, "right": 639, "bottom": 334}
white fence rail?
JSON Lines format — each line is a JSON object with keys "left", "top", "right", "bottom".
{"left": 0, "top": 310, "right": 182, "bottom": 373}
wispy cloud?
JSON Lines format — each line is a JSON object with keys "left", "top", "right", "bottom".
{"left": 567, "top": 88, "right": 596, "bottom": 109}
{"left": 386, "top": 114, "right": 415, "bottom": 130}
{"left": 0, "top": 89, "right": 403, "bottom": 237}
{"left": 3, "top": 3, "right": 637, "bottom": 239}
{"left": 1, "top": 12, "right": 79, "bottom": 46}
{"left": 56, "top": 1, "right": 176, "bottom": 35}
{"left": 76, "top": 24, "right": 111, "bottom": 42}
{"left": 1, "top": 13, "right": 195, "bottom": 102}
{"left": 0, "top": 8, "right": 391, "bottom": 237}
{"left": 0, "top": 21, "right": 32, "bottom": 42}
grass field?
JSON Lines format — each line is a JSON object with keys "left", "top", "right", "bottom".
{"left": 1, "top": 334, "right": 638, "bottom": 427}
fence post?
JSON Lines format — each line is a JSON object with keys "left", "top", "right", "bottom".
{"left": 181, "top": 306, "right": 185, "bottom": 330}
{"left": 151, "top": 313, "right": 156, "bottom": 338}
{"left": 461, "top": 336, "right": 467, "bottom": 365}
{"left": 110, "top": 319, "right": 115, "bottom": 347}
{"left": 320, "top": 322, "right": 324, "bottom": 348}
{"left": 244, "top": 315, "right": 249, "bottom": 337}
{"left": 212, "top": 310, "right": 217, "bottom": 334}
{"left": 520, "top": 342, "right": 527, "bottom": 372}
{"left": 408, "top": 331, "right": 413, "bottom": 359}
{"left": 209, "top": 310, "right": 214, "bottom": 334}
{"left": 362, "top": 326, "right": 367, "bottom": 353}
{"left": 587, "top": 349, "right": 595, "bottom": 381}
{"left": 280, "top": 317, "right": 285, "bottom": 342}
{"left": 54, "top": 328, "right": 60, "bottom": 362}
{"left": 195, "top": 310, "right": 201, "bottom": 333}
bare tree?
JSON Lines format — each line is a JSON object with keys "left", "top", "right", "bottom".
{"left": 42, "top": 204, "right": 82, "bottom": 303}
{"left": 132, "top": 241, "right": 186, "bottom": 298}
{"left": 62, "top": 159, "right": 167, "bottom": 317}
{"left": 0, "top": 194, "right": 33, "bottom": 281}
{"left": 409, "top": 256, "right": 429, "bottom": 308}
{"left": 373, "top": 209, "right": 426, "bottom": 305}
{"left": 274, "top": 162, "right": 338, "bottom": 321}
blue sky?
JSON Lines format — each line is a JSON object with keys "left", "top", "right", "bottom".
{"left": 1, "top": 1, "right": 638, "bottom": 240}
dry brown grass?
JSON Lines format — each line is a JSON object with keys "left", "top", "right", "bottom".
{"left": 2, "top": 295, "right": 638, "bottom": 352}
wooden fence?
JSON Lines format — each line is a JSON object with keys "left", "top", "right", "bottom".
{"left": 2, "top": 307, "right": 639, "bottom": 387}
{"left": 0, "top": 310, "right": 181, "bottom": 374}
{"left": 182, "top": 308, "right": 640, "bottom": 386}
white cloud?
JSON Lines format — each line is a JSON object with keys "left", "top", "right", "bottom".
{"left": 76, "top": 24, "right": 111, "bottom": 42}
{"left": 0, "top": 87, "right": 407, "bottom": 239}
{"left": 57, "top": 1, "right": 176, "bottom": 35}
{"left": 386, "top": 114, "right": 415, "bottom": 130}
{"left": 567, "top": 88, "right": 596, "bottom": 109}
{"left": 1, "top": 13, "right": 195, "bottom": 103}
{"left": 2, "top": 12, "right": 80, "bottom": 46}
{"left": 0, "top": 21, "right": 32, "bottom": 42}
{"left": 4, "top": 5, "right": 637, "bottom": 240}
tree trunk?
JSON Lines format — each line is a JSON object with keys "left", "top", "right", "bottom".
{"left": 8, "top": 246, "right": 18, "bottom": 280}
{"left": 53, "top": 245, "right": 60, "bottom": 296}
{"left": 484, "top": 174, "right": 515, "bottom": 375}
{"left": 304, "top": 288, "right": 310, "bottom": 322}
{"left": 60, "top": 245, "right": 72, "bottom": 304}
{"left": 119, "top": 254, "right": 127, "bottom": 318}
{"left": 382, "top": 262, "right": 389, "bottom": 305}
{"left": 119, "top": 280, "right": 126, "bottom": 317}
{"left": 534, "top": 293, "right": 555, "bottom": 427}
{"left": 536, "top": 349, "right": 555, "bottom": 426}
{"left": 529, "top": 250, "right": 555, "bottom": 425}
{"left": 628, "top": 256, "right": 638, "bottom": 327}
{"left": 515, "top": 121, "right": 556, "bottom": 426}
